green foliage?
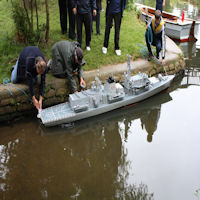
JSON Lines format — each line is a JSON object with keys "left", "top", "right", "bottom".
{"left": 0, "top": 0, "right": 146, "bottom": 83}
{"left": 11, "top": 0, "right": 46, "bottom": 44}
{"left": 126, "top": 0, "right": 136, "bottom": 11}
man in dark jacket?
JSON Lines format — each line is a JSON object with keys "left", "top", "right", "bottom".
{"left": 11, "top": 46, "right": 47, "bottom": 110}
{"left": 50, "top": 40, "right": 86, "bottom": 93}
{"left": 58, "top": 0, "right": 76, "bottom": 40}
{"left": 102, "top": 0, "right": 127, "bottom": 56}
{"left": 145, "top": 10, "right": 165, "bottom": 65}
{"left": 72, "top": 0, "right": 97, "bottom": 51}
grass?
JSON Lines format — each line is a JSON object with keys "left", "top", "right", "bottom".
{"left": 0, "top": 0, "right": 146, "bottom": 83}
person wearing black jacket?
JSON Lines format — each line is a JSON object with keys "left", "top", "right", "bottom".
{"left": 102, "top": 0, "right": 127, "bottom": 56}
{"left": 11, "top": 46, "right": 47, "bottom": 110}
{"left": 72, "top": 0, "right": 97, "bottom": 51}
{"left": 58, "top": 0, "right": 76, "bottom": 40}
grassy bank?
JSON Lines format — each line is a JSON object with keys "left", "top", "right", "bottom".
{"left": 0, "top": 0, "right": 146, "bottom": 83}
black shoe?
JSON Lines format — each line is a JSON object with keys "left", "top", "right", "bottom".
{"left": 96, "top": 32, "right": 102, "bottom": 35}
{"left": 148, "top": 54, "right": 152, "bottom": 61}
{"left": 156, "top": 54, "right": 159, "bottom": 59}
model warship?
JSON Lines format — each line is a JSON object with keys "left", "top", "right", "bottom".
{"left": 40, "top": 56, "right": 174, "bottom": 127}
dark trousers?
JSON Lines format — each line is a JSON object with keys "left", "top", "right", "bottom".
{"left": 103, "top": 12, "right": 122, "bottom": 50}
{"left": 145, "top": 31, "right": 162, "bottom": 57}
{"left": 58, "top": 0, "right": 76, "bottom": 39}
{"left": 92, "top": 10, "right": 100, "bottom": 34}
{"left": 77, "top": 13, "right": 92, "bottom": 47}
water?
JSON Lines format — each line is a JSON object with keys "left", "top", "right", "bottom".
{"left": 1, "top": 3, "right": 200, "bottom": 200}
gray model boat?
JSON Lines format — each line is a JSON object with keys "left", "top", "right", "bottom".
{"left": 40, "top": 56, "right": 175, "bottom": 127}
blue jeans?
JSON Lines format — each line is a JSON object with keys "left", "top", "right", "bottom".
{"left": 11, "top": 59, "right": 19, "bottom": 83}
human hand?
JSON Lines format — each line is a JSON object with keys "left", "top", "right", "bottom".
{"left": 73, "top": 8, "right": 77, "bottom": 15}
{"left": 80, "top": 78, "right": 86, "bottom": 88}
{"left": 93, "top": 9, "right": 97, "bottom": 16}
{"left": 32, "top": 96, "right": 40, "bottom": 110}
{"left": 39, "top": 96, "right": 43, "bottom": 110}
{"left": 162, "top": 59, "right": 165, "bottom": 65}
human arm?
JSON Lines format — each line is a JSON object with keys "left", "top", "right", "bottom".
{"left": 78, "top": 66, "right": 86, "bottom": 89}
{"left": 163, "top": 0, "right": 165, "bottom": 7}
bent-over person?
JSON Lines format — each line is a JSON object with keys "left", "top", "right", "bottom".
{"left": 50, "top": 40, "right": 86, "bottom": 93}
{"left": 11, "top": 46, "right": 47, "bottom": 110}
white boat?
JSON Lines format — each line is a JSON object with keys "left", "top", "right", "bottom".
{"left": 40, "top": 56, "right": 175, "bottom": 127}
{"left": 136, "top": 3, "right": 200, "bottom": 42}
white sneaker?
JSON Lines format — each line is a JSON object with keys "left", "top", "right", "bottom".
{"left": 115, "top": 49, "right": 121, "bottom": 56}
{"left": 102, "top": 47, "right": 107, "bottom": 54}
{"left": 86, "top": 46, "right": 91, "bottom": 51}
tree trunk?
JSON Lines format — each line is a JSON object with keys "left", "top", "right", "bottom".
{"left": 35, "top": 0, "right": 39, "bottom": 31}
{"left": 45, "top": 0, "right": 50, "bottom": 43}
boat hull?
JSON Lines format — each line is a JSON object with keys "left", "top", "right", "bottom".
{"left": 40, "top": 75, "right": 174, "bottom": 127}
{"left": 137, "top": 3, "right": 200, "bottom": 42}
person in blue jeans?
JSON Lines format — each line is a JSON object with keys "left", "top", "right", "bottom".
{"left": 11, "top": 46, "right": 47, "bottom": 111}
{"left": 102, "top": 0, "right": 127, "bottom": 56}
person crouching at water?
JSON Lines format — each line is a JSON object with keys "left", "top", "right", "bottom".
{"left": 145, "top": 10, "right": 166, "bottom": 65}
{"left": 11, "top": 46, "right": 47, "bottom": 111}
{"left": 48, "top": 40, "right": 86, "bottom": 93}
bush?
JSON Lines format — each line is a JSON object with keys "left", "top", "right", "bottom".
{"left": 126, "top": 0, "right": 136, "bottom": 12}
{"left": 11, "top": 0, "right": 46, "bottom": 44}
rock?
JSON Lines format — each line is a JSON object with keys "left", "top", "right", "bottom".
{"left": 56, "top": 88, "right": 67, "bottom": 96}
{"left": 45, "top": 89, "right": 55, "bottom": 98}
{"left": 0, "top": 98, "right": 14, "bottom": 106}
{"left": 169, "top": 64, "right": 175, "bottom": 71}
{"left": 0, "top": 106, "right": 16, "bottom": 115}
{"left": 44, "top": 97, "right": 65, "bottom": 107}
{"left": 17, "top": 103, "right": 33, "bottom": 111}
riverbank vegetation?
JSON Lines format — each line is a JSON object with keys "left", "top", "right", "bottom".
{"left": 0, "top": 0, "right": 146, "bottom": 83}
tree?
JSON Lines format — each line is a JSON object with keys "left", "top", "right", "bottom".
{"left": 11, "top": 0, "right": 50, "bottom": 45}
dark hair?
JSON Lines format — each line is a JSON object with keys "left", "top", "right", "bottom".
{"left": 155, "top": 10, "right": 161, "bottom": 19}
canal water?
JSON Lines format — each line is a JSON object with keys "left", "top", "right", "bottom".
{"left": 1, "top": 2, "right": 200, "bottom": 200}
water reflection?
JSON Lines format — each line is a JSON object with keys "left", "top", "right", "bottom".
{"left": 0, "top": 90, "right": 174, "bottom": 199}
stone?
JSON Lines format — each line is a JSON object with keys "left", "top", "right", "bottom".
{"left": 56, "top": 88, "right": 67, "bottom": 96}
{"left": 45, "top": 89, "right": 55, "bottom": 98}
{"left": 16, "top": 95, "right": 30, "bottom": 104}
{"left": 151, "top": 69, "right": 156, "bottom": 76}
{"left": 169, "top": 64, "right": 175, "bottom": 71}
{"left": 0, "top": 106, "right": 16, "bottom": 115}
{"left": 0, "top": 98, "right": 14, "bottom": 106}
{"left": 17, "top": 103, "right": 33, "bottom": 111}
{"left": 44, "top": 97, "right": 65, "bottom": 107}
